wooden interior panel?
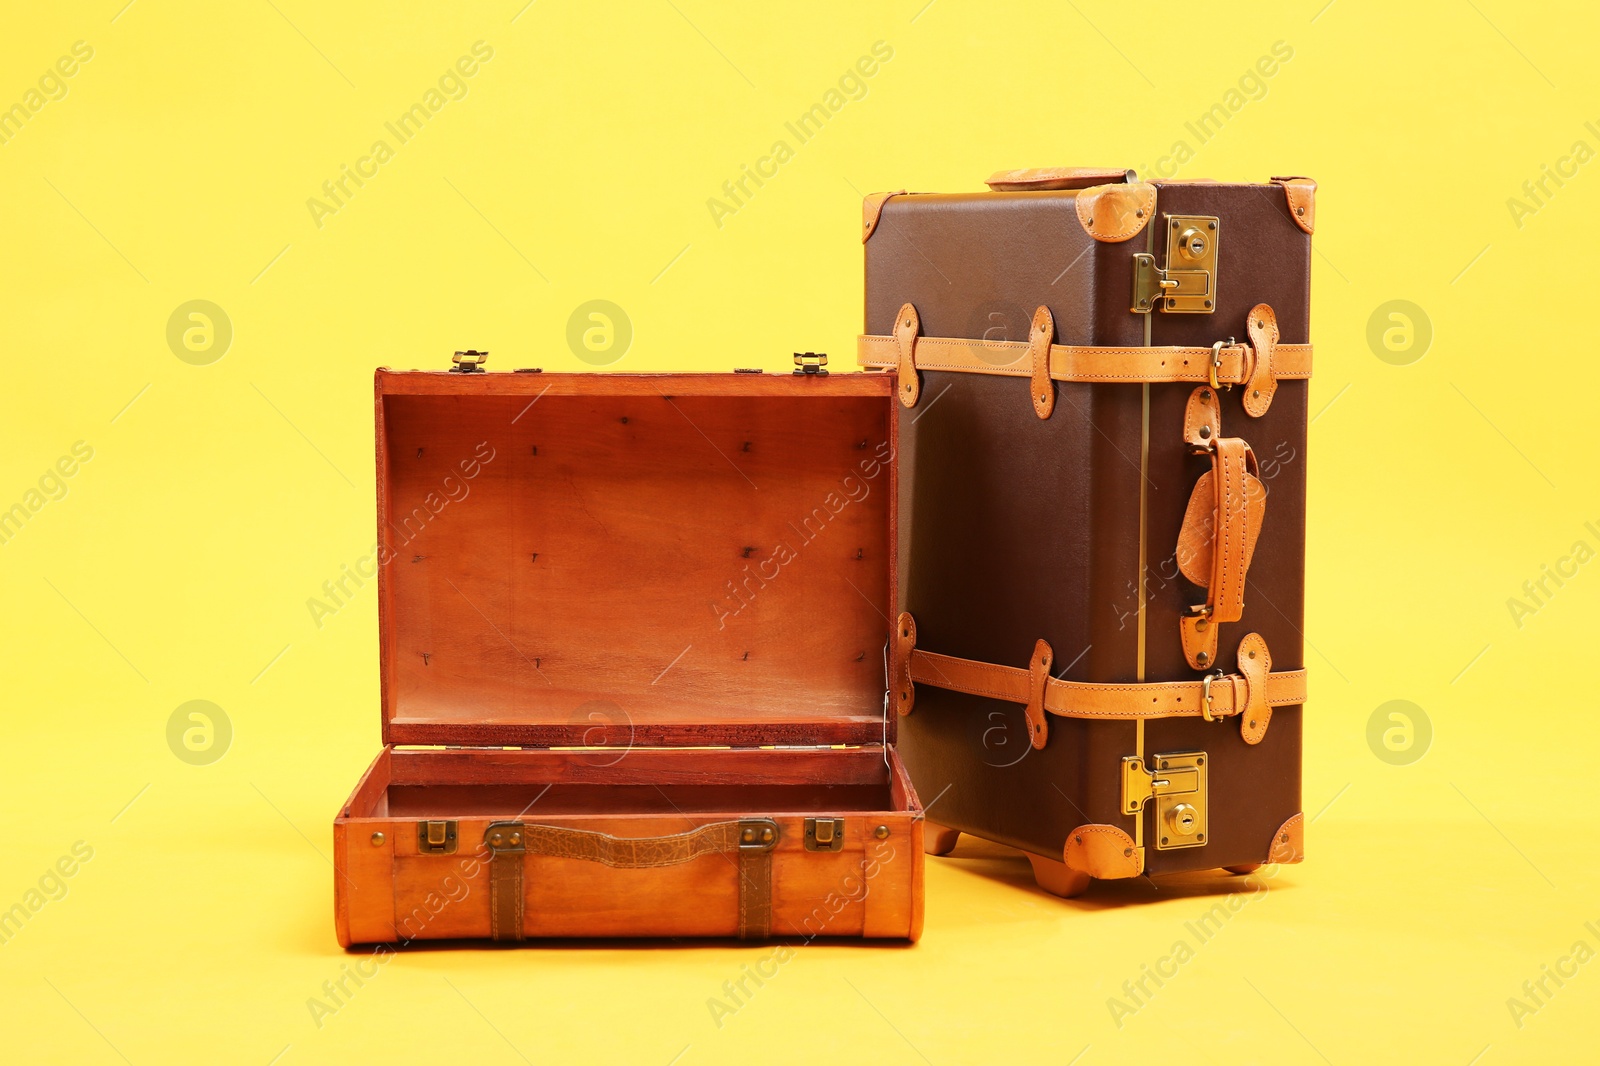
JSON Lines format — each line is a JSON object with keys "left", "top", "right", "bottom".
{"left": 345, "top": 747, "right": 913, "bottom": 819}
{"left": 375, "top": 372, "right": 896, "bottom": 747}
{"left": 384, "top": 783, "right": 893, "bottom": 818}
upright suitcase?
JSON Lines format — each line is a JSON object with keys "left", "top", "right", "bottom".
{"left": 860, "top": 168, "right": 1313, "bottom": 894}
{"left": 334, "top": 361, "right": 924, "bottom": 943}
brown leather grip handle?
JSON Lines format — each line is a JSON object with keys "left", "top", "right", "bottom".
{"left": 484, "top": 819, "right": 779, "bottom": 940}
{"left": 1206, "top": 437, "right": 1258, "bottom": 626}
{"left": 1177, "top": 385, "right": 1266, "bottom": 670}
{"left": 486, "top": 819, "right": 778, "bottom": 870}
{"left": 985, "top": 167, "right": 1136, "bottom": 191}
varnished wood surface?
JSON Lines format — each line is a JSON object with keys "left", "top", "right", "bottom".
{"left": 374, "top": 373, "right": 897, "bottom": 748}
{"left": 333, "top": 744, "right": 923, "bottom": 943}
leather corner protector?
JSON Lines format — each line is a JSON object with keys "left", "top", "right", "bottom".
{"left": 1268, "top": 812, "right": 1304, "bottom": 864}
{"left": 1180, "top": 611, "right": 1220, "bottom": 671}
{"left": 1029, "top": 306, "right": 1055, "bottom": 419}
{"left": 1271, "top": 176, "right": 1316, "bottom": 234}
{"left": 1064, "top": 824, "right": 1142, "bottom": 879}
{"left": 894, "top": 303, "right": 920, "bottom": 407}
{"left": 1026, "top": 638, "right": 1052, "bottom": 749}
{"left": 862, "top": 190, "right": 904, "bottom": 243}
{"left": 1183, "top": 385, "right": 1221, "bottom": 448}
{"left": 1236, "top": 632, "right": 1272, "bottom": 744}
{"left": 895, "top": 612, "right": 917, "bottom": 715}
{"left": 1243, "top": 304, "right": 1279, "bottom": 417}
{"left": 1074, "top": 182, "right": 1156, "bottom": 242}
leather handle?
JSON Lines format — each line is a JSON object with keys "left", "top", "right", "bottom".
{"left": 985, "top": 167, "right": 1136, "bottom": 191}
{"left": 493, "top": 819, "right": 777, "bottom": 870}
{"left": 484, "top": 819, "right": 779, "bottom": 941}
{"left": 1179, "top": 387, "right": 1264, "bottom": 671}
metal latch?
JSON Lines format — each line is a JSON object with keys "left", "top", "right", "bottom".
{"left": 417, "top": 820, "right": 458, "bottom": 854}
{"left": 793, "top": 352, "right": 829, "bottom": 376}
{"left": 450, "top": 349, "right": 488, "bottom": 372}
{"left": 803, "top": 817, "right": 844, "bottom": 851}
{"left": 1121, "top": 751, "right": 1208, "bottom": 850}
{"left": 1132, "top": 215, "right": 1219, "bottom": 314}
{"left": 739, "top": 819, "right": 780, "bottom": 851}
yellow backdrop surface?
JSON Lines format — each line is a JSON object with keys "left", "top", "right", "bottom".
{"left": 3, "top": 1, "right": 1597, "bottom": 1063}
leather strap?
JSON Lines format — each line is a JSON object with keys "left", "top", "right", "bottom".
{"left": 737, "top": 824, "right": 776, "bottom": 940}
{"left": 903, "top": 638, "right": 1304, "bottom": 725}
{"left": 986, "top": 167, "right": 1134, "bottom": 190}
{"left": 1243, "top": 304, "right": 1279, "bottom": 416}
{"left": 1029, "top": 306, "right": 1055, "bottom": 419}
{"left": 486, "top": 822, "right": 526, "bottom": 943}
{"left": 1236, "top": 632, "right": 1273, "bottom": 744}
{"left": 859, "top": 329, "right": 1310, "bottom": 388}
{"left": 894, "top": 303, "right": 920, "bottom": 407}
{"left": 482, "top": 819, "right": 780, "bottom": 940}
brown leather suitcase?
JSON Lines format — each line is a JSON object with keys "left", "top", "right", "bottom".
{"left": 860, "top": 168, "right": 1313, "bottom": 894}
{"left": 334, "top": 362, "right": 924, "bottom": 944}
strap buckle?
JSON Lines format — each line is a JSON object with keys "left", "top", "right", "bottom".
{"left": 1200, "top": 671, "right": 1227, "bottom": 723}
{"left": 1209, "top": 339, "right": 1235, "bottom": 391}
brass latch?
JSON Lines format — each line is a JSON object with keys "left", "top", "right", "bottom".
{"left": 450, "top": 349, "right": 488, "bottom": 372}
{"left": 1121, "top": 751, "right": 1208, "bottom": 850}
{"left": 1132, "top": 215, "right": 1219, "bottom": 314}
{"left": 793, "top": 352, "right": 829, "bottom": 376}
{"left": 417, "top": 820, "right": 458, "bottom": 854}
{"left": 803, "top": 817, "right": 844, "bottom": 851}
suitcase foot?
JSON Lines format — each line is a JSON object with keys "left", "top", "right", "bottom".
{"left": 1224, "top": 863, "right": 1262, "bottom": 875}
{"left": 1026, "top": 853, "right": 1092, "bottom": 898}
{"left": 924, "top": 821, "right": 961, "bottom": 856}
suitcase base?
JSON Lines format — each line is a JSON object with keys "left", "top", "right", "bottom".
{"left": 335, "top": 745, "right": 924, "bottom": 944}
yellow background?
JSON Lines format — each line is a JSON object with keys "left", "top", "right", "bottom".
{"left": 3, "top": 1, "right": 1597, "bottom": 1062}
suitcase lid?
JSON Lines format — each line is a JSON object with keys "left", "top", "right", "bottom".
{"left": 374, "top": 368, "right": 898, "bottom": 748}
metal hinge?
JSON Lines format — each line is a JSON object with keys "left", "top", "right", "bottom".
{"left": 1132, "top": 215, "right": 1219, "bottom": 314}
{"left": 450, "top": 350, "right": 488, "bottom": 372}
{"left": 793, "top": 352, "right": 829, "bottom": 376}
{"left": 417, "top": 819, "right": 458, "bottom": 853}
{"left": 803, "top": 817, "right": 844, "bottom": 851}
{"left": 1121, "top": 751, "right": 1208, "bottom": 850}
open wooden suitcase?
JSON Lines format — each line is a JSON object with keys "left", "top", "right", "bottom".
{"left": 860, "top": 168, "right": 1313, "bottom": 894}
{"left": 334, "top": 366, "right": 924, "bottom": 944}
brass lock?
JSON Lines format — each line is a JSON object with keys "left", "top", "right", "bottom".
{"left": 1176, "top": 227, "right": 1209, "bottom": 260}
{"left": 1131, "top": 214, "right": 1220, "bottom": 314}
{"left": 1121, "top": 751, "right": 1209, "bottom": 850}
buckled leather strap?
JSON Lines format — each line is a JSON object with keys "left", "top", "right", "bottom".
{"left": 899, "top": 630, "right": 1304, "bottom": 736}
{"left": 859, "top": 327, "right": 1310, "bottom": 387}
